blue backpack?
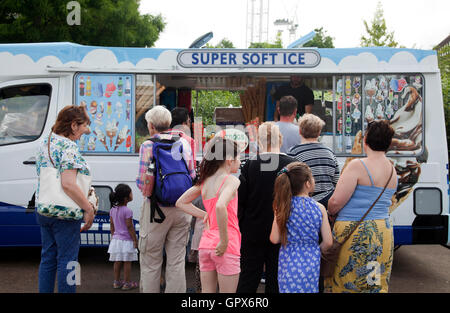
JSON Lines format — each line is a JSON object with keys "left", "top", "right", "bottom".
{"left": 149, "top": 136, "right": 193, "bottom": 218}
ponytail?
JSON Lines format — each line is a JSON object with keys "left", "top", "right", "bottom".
{"left": 109, "top": 183, "right": 132, "bottom": 208}
{"left": 109, "top": 191, "right": 118, "bottom": 208}
{"left": 272, "top": 162, "right": 313, "bottom": 246}
{"left": 273, "top": 171, "right": 293, "bottom": 246}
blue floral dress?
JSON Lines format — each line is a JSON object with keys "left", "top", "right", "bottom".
{"left": 278, "top": 196, "right": 322, "bottom": 293}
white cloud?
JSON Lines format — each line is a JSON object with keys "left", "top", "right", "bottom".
{"left": 0, "top": 48, "right": 439, "bottom": 76}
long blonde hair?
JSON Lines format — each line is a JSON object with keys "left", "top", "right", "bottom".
{"left": 273, "top": 162, "right": 313, "bottom": 246}
{"left": 258, "top": 122, "right": 283, "bottom": 152}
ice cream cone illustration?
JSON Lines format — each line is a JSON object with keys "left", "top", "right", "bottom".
{"left": 376, "top": 102, "right": 384, "bottom": 119}
{"left": 94, "top": 126, "right": 109, "bottom": 151}
{"left": 365, "top": 80, "right": 376, "bottom": 105}
{"left": 365, "top": 105, "right": 374, "bottom": 122}
{"left": 79, "top": 135, "right": 86, "bottom": 150}
{"left": 87, "top": 136, "right": 96, "bottom": 151}
{"left": 114, "top": 125, "right": 130, "bottom": 151}
{"left": 106, "top": 119, "right": 119, "bottom": 147}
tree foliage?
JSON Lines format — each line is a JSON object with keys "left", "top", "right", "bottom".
{"left": 192, "top": 90, "right": 242, "bottom": 126}
{"left": 205, "top": 38, "right": 235, "bottom": 48}
{"left": 303, "top": 27, "right": 334, "bottom": 48}
{"left": 249, "top": 31, "right": 282, "bottom": 48}
{"left": 0, "top": 0, "right": 165, "bottom": 47}
{"left": 360, "top": 1, "right": 398, "bottom": 47}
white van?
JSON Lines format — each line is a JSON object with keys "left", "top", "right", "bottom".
{"left": 0, "top": 42, "right": 448, "bottom": 247}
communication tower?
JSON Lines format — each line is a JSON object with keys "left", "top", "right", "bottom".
{"left": 246, "top": 0, "right": 270, "bottom": 48}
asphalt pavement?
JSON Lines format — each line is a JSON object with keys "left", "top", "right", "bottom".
{"left": 0, "top": 244, "right": 449, "bottom": 293}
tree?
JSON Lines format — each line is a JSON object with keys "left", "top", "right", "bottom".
{"left": 205, "top": 38, "right": 235, "bottom": 48}
{"left": 303, "top": 27, "right": 334, "bottom": 48}
{"left": 0, "top": 0, "right": 165, "bottom": 47}
{"left": 192, "top": 90, "right": 242, "bottom": 126}
{"left": 249, "top": 31, "right": 282, "bottom": 48}
{"left": 360, "top": 1, "right": 398, "bottom": 47}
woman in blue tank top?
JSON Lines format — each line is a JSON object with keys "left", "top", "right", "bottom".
{"left": 325, "top": 120, "right": 398, "bottom": 293}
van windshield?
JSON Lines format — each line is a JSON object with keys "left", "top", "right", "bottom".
{"left": 0, "top": 84, "right": 51, "bottom": 146}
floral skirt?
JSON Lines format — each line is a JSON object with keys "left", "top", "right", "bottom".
{"left": 324, "top": 218, "right": 394, "bottom": 293}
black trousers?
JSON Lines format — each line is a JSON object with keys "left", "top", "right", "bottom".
{"left": 237, "top": 238, "right": 280, "bottom": 293}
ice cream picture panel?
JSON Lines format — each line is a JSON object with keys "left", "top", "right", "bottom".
{"left": 75, "top": 73, "right": 134, "bottom": 154}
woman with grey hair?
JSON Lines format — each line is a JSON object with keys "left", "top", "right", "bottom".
{"left": 136, "top": 105, "right": 196, "bottom": 293}
{"left": 288, "top": 114, "right": 340, "bottom": 209}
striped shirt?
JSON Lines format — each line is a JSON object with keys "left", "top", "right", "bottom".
{"left": 287, "top": 142, "right": 340, "bottom": 201}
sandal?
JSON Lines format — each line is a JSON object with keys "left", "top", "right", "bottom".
{"left": 122, "top": 281, "right": 138, "bottom": 291}
{"left": 113, "top": 280, "right": 124, "bottom": 289}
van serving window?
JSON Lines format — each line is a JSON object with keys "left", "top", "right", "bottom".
{"left": 0, "top": 84, "right": 51, "bottom": 146}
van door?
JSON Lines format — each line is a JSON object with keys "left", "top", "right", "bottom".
{"left": 0, "top": 78, "right": 59, "bottom": 246}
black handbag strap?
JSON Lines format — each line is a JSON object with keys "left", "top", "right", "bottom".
{"left": 149, "top": 194, "right": 166, "bottom": 223}
{"left": 339, "top": 164, "right": 394, "bottom": 245}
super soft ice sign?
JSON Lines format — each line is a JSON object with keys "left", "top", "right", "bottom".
{"left": 177, "top": 49, "right": 321, "bottom": 68}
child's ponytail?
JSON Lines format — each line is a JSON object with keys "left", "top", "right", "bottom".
{"left": 273, "top": 162, "right": 313, "bottom": 246}
{"left": 109, "top": 190, "right": 118, "bottom": 208}
{"left": 273, "top": 170, "right": 293, "bottom": 246}
{"left": 110, "top": 183, "right": 132, "bottom": 208}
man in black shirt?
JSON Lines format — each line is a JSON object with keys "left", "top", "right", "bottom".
{"left": 237, "top": 122, "right": 296, "bottom": 293}
{"left": 273, "top": 75, "right": 314, "bottom": 121}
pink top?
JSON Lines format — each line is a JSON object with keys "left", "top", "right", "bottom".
{"left": 198, "top": 175, "right": 241, "bottom": 256}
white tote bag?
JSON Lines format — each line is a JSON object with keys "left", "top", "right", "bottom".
{"left": 36, "top": 132, "right": 92, "bottom": 220}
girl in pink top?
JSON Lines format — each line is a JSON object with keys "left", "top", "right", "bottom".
{"left": 176, "top": 137, "right": 241, "bottom": 293}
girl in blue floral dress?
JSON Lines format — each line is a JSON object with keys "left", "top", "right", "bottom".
{"left": 270, "top": 162, "right": 333, "bottom": 293}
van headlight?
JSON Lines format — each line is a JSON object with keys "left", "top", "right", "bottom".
{"left": 413, "top": 188, "right": 442, "bottom": 215}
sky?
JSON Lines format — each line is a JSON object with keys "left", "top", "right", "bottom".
{"left": 139, "top": 0, "right": 450, "bottom": 50}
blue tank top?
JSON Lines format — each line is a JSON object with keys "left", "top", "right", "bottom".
{"left": 336, "top": 160, "right": 397, "bottom": 221}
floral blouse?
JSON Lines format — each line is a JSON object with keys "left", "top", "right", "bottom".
{"left": 36, "top": 132, "right": 90, "bottom": 219}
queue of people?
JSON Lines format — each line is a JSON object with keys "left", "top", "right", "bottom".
{"left": 34, "top": 94, "right": 397, "bottom": 293}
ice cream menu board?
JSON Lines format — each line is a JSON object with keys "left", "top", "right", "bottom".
{"left": 75, "top": 73, "right": 135, "bottom": 154}
{"left": 334, "top": 74, "right": 423, "bottom": 155}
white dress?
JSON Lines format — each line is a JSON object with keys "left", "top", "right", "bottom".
{"left": 108, "top": 238, "right": 138, "bottom": 262}
{"left": 107, "top": 205, "right": 138, "bottom": 262}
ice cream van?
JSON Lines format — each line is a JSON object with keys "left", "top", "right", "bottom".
{"left": 0, "top": 42, "right": 448, "bottom": 248}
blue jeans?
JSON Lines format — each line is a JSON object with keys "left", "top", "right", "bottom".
{"left": 36, "top": 213, "right": 82, "bottom": 293}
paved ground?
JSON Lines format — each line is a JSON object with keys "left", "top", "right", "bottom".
{"left": 0, "top": 244, "right": 449, "bottom": 293}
